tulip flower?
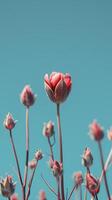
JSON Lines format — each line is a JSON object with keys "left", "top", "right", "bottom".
{"left": 20, "top": 85, "right": 36, "bottom": 107}
{"left": 44, "top": 72, "right": 72, "bottom": 103}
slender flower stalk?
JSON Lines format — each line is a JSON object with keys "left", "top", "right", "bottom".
{"left": 56, "top": 103, "right": 65, "bottom": 200}
{"left": 79, "top": 185, "right": 82, "bottom": 200}
{"left": 23, "top": 107, "right": 29, "bottom": 191}
{"left": 9, "top": 130, "right": 24, "bottom": 199}
{"left": 98, "top": 141, "right": 111, "bottom": 200}
{"left": 48, "top": 137, "right": 54, "bottom": 160}
{"left": 26, "top": 161, "right": 38, "bottom": 200}
{"left": 41, "top": 174, "right": 57, "bottom": 196}
{"left": 84, "top": 188, "right": 87, "bottom": 200}
{"left": 57, "top": 177, "right": 61, "bottom": 200}
{"left": 67, "top": 184, "right": 76, "bottom": 200}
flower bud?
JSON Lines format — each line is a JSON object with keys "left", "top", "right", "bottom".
{"left": 89, "top": 120, "right": 104, "bottom": 141}
{"left": 86, "top": 173, "right": 100, "bottom": 197}
{"left": 0, "top": 176, "right": 16, "bottom": 198}
{"left": 73, "top": 171, "right": 83, "bottom": 186}
{"left": 39, "top": 190, "right": 47, "bottom": 200}
{"left": 4, "top": 113, "right": 16, "bottom": 130}
{"left": 11, "top": 194, "right": 18, "bottom": 200}
{"left": 28, "top": 159, "right": 37, "bottom": 169}
{"left": 20, "top": 85, "right": 36, "bottom": 107}
{"left": 44, "top": 72, "right": 72, "bottom": 104}
{"left": 43, "top": 121, "right": 54, "bottom": 137}
{"left": 35, "top": 149, "right": 43, "bottom": 161}
{"left": 82, "top": 147, "right": 93, "bottom": 168}
{"left": 49, "top": 159, "right": 63, "bottom": 177}
{"left": 107, "top": 127, "right": 112, "bottom": 141}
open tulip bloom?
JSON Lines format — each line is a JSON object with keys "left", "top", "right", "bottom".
{"left": 1, "top": 71, "right": 112, "bottom": 200}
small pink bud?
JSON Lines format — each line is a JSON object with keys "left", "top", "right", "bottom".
{"left": 86, "top": 173, "right": 100, "bottom": 197}
{"left": 89, "top": 120, "right": 104, "bottom": 141}
{"left": 28, "top": 159, "right": 37, "bottom": 169}
{"left": 43, "top": 121, "right": 54, "bottom": 137}
{"left": 82, "top": 147, "right": 93, "bottom": 168}
{"left": 11, "top": 194, "right": 18, "bottom": 200}
{"left": 49, "top": 159, "right": 63, "bottom": 177}
{"left": 107, "top": 127, "right": 112, "bottom": 141}
{"left": 4, "top": 113, "right": 16, "bottom": 131}
{"left": 44, "top": 72, "right": 72, "bottom": 104}
{"left": 73, "top": 171, "right": 83, "bottom": 186}
{"left": 39, "top": 190, "right": 47, "bottom": 200}
{"left": 20, "top": 85, "right": 36, "bottom": 107}
{"left": 35, "top": 149, "right": 43, "bottom": 161}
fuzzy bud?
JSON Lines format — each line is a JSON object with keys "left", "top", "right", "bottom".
{"left": 89, "top": 120, "right": 104, "bottom": 141}
{"left": 49, "top": 159, "right": 63, "bottom": 177}
{"left": 0, "top": 176, "right": 16, "bottom": 198}
{"left": 82, "top": 147, "right": 93, "bottom": 168}
{"left": 4, "top": 113, "right": 16, "bottom": 131}
{"left": 73, "top": 171, "right": 83, "bottom": 186}
{"left": 20, "top": 85, "right": 36, "bottom": 108}
{"left": 35, "top": 150, "right": 43, "bottom": 161}
{"left": 39, "top": 190, "right": 47, "bottom": 200}
{"left": 43, "top": 121, "right": 54, "bottom": 137}
{"left": 86, "top": 173, "right": 100, "bottom": 197}
{"left": 28, "top": 159, "right": 37, "bottom": 169}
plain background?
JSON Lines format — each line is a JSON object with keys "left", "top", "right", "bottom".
{"left": 0, "top": 0, "right": 112, "bottom": 199}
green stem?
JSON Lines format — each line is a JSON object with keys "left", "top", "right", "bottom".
{"left": 56, "top": 103, "right": 65, "bottom": 200}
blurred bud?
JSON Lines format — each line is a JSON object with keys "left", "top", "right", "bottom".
{"left": 35, "top": 149, "right": 43, "bottom": 161}
{"left": 20, "top": 85, "right": 36, "bottom": 108}
{"left": 0, "top": 176, "right": 16, "bottom": 198}
{"left": 43, "top": 121, "right": 54, "bottom": 137}
{"left": 39, "top": 190, "right": 47, "bottom": 200}
{"left": 28, "top": 159, "right": 37, "bottom": 169}
{"left": 82, "top": 147, "right": 93, "bottom": 168}
{"left": 89, "top": 120, "right": 104, "bottom": 141}
{"left": 107, "top": 127, "right": 112, "bottom": 141}
{"left": 4, "top": 113, "right": 16, "bottom": 131}
{"left": 11, "top": 193, "right": 18, "bottom": 200}
{"left": 49, "top": 159, "right": 63, "bottom": 177}
{"left": 86, "top": 173, "right": 100, "bottom": 197}
{"left": 73, "top": 171, "right": 83, "bottom": 186}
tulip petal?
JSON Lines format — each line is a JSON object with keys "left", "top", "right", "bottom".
{"left": 50, "top": 73, "right": 62, "bottom": 89}
{"left": 55, "top": 79, "right": 68, "bottom": 103}
{"left": 64, "top": 74, "right": 72, "bottom": 89}
{"left": 44, "top": 74, "right": 53, "bottom": 89}
{"left": 44, "top": 82, "right": 56, "bottom": 102}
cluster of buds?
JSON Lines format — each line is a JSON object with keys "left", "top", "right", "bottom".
{"left": 0, "top": 176, "right": 16, "bottom": 198}
{"left": 29, "top": 150, "right": 43, "bottom": 170}
{"left": 82, "top": 147, "right": 93, "bottom": 168}
{"left": 49, "top": 159, "right": 63, "bottom": 177}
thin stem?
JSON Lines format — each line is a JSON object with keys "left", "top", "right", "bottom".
{"left": 48, "top": 137, "right": 54, "bottom": 160}
{"left": 23, "top": 107, "right": 29, "bottom": 190}
{"left": 9, "top": 130, "right": 25, "bottom": 200}
{"left": 95, "top": 194, "right": 99, "bottom": 200}
{"left": 79, "top": 185, "right": 82, "bottom": 200}
{"left": 8, "top": 198, "right": 11, "bottom": 200}
{"left": 9, "top": 131, "right": 23, "bottom": 186}
{"left": 57, "top": 177, "right": 61, "bottom": 200}
{"left": 84, "top": 188, "right": 87, "bottom": 200}
{"left": 98, "top": 141, "right": 111, "bottom": 200}
{"left": 56, "top": 103, "right": 65, "bottom": 200}
{"left": 67, "top": 184, "right": 76, "bottom": 200}
{"left": 41, "top": 174, "right": 57, "bottom": 196}
{"left": 26, "top": 161, "right": 38, "bottom": 200}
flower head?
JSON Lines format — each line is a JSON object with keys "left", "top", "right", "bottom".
{"left": 89, "top": 120, "right": 104, "bottom": 141}
{"left": 35, "top": 149, "right": 43, "bottom": 161}
{"left": 20, "top": 85, "right": 36, "bottom": 107}
{"left": 0, "top": 176, "right": 16, "bottom": 198}
{"left": 43, "top": 121, "right": 54, "bottom": 137}
{"left": 86, "top": 173, "right": 100, "bottom": 197}
{"left": 28, "top": 159, "right": 37, "bottom": 169}
{"left": 44, "top": 72, "right": 72, "bottom": 103}
{"left": 73, "top": 171, "right": 83, "bottom": 186}
{"left": 82, "top": 147, "right": 93, "bottom": 168}
{"left": 49, "top": 159, "right": 63, "bottom": 177}
{"left": 39, "top": 190, "right": 47, "bottom": 200}
{"left": 4, "top": 113, "right": 16, "bottom": 131}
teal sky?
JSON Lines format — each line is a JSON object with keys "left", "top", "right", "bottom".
{"left": 0, "top": 0, "right": 112, "bottom": 199}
